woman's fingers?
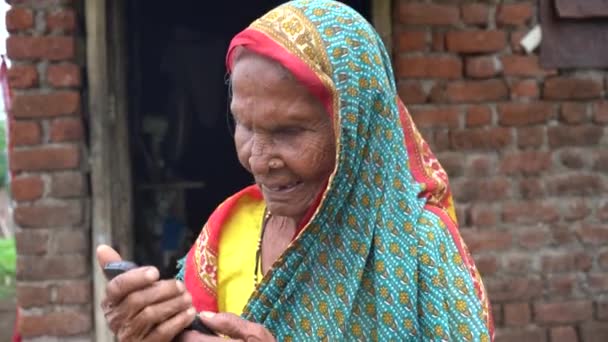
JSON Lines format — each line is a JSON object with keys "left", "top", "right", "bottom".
{"left": 142, "top": 307, "right": 197, "bottom": 342}
{"left": 198, "top": 312, "right": 275, "bottom": 341}
{"left": 96, "top": 244, "right": 122, "bottom": 268}
{"left": 105, "top": 279, "right": 186, "bottom": 335}
{"left": 105, "top": 266, "right": 159, "bottom": 304}
{"left": 127, "top": 290, "right": 193, "bottom": 336}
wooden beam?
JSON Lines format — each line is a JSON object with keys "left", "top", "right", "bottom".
{"left": 372, "top": 0, "right": 393, "bottom": 59}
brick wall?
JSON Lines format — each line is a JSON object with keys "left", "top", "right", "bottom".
{"left": 5, "top": 0, "right": 91, "bottom": 340}
{"left": 394, "top": 1, "right": 608, "bottom": 341}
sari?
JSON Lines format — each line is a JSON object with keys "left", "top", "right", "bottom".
{"left": 181, "top": 0, "right": 494, "bottom": 340}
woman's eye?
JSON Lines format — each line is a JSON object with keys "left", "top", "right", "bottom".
{"left": 276, "top": 127, "right": 303, "bottom": 135}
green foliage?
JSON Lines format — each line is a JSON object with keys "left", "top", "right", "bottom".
{"left": 0, "top": 237, "right": 16, "bottom": 299}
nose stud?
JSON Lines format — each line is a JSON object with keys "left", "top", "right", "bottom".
{"left": 268, "top": 158, "right": 283, "bottom": 169}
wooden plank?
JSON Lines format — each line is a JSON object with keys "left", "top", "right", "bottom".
{"left": 85, "top": 0, "right": 116, "bottom": 340}
{"left": 372, "top": 0, "right": 393, "bottom": 59}
{"left": 555, "top": 0, "right": 608, "bottom": 18}
{"left": 540, "top": 0, "right": 608, "bottom": 68}
{"left": 107, "top": 0, "right": 134, "bottom": 261}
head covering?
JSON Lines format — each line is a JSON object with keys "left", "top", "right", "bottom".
{"left": 187, "top": 0, "right": 494, "bottom": 340}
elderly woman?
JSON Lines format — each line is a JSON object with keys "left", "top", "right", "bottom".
{"left": 97, "top": 0, "right": 494, "bottom": 340}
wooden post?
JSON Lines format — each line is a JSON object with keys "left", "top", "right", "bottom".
{"left": 86, "top": 0, "right": 133, "bottom": 340}
{"left": 372, "top": 0, "right": 393, "bottom": 59}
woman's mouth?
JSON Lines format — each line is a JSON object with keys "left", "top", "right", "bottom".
{"left": 263, "top": 181, "right": 303, "bottom": 192}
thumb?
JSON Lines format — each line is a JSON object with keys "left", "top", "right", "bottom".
{"left": 96, "top": 244, "right": 122, "bottom": 269}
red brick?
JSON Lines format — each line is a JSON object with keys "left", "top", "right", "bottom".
{"left": 16, "top": 284, "right": 50, "bottom": 308}
{"left": 14, "top": 230, "right": 48, "bottom": 255}
{"left": 466, "top": 105, "right": 492, "bottom": 127}
{"left": 11, "top": 91, "right": 80, "bottom": 118}
{"left": 8, "top": 64, "right": 38, "bottom": 88}
{"left": 534, "top": 301, "right": 593, "bottom": 324}
{"left": 46, "top": 8, "right": 76, "bottom": 32}
{"left": 431, "top": 31, "right": 445, "bottom": 52}
{"left": 510, "top": 79, "right": 539, "bottom": 99}
{"left": 475, "top": 255, "right": 498, "bottom": 276}
{"left": 504, "top": 254, "right": 533, "bottom": 274}
{"left": 492, "top": 304, "right": 503, "bottom": 326}
{"left": 437, "top": 154, "right": 464, "bottom": 177}
{"left": 397, "top": 3, "right": 460, "bottom": 25}
{"left": 395, "top": 31, "right": 427, "bottom": 52}
{"left": 461, "top": 3, "right": 489, "bottom": 26}
{"left": 550, "top": 326, "right": 578, "bottom": 342}
{"left": 467, "top": 156, "right": 495, "bottom": 177}
{"left": 510, "top": 30, "right": 528, "bottom": 53}
{"left": 14, "top": 201, "right": 83, "bottom": 228}
{"left": 451, "top": 127, "right": 511, "bottom": 150}
{"left": 50, "top": 118, "right": 83, "bottom": 142}
{"left": 50, "top": 229, "right": 87, "bottom": 254}
{"left": 468, "top": 204, "right": 498, "bottom": 227}
{"left": 446, "top": 30, "right": 506, "bottom": 53}
{"left": 6, "top": 7, "right": 34, "bottom": 32}
{"left": 547, "top": 274, "right": 578, "bottom": 297}
{"left": 576, "top": 224, "right": 608, "bottom": 246}
{"left": 47, "top": 63, "right": 81, "bottom": 87}
{"left": 53, "top": 280, "right": 90, "bottom": 304}
{"left": 397, "top": 56, "right": 462, "bottom": 79}
{"left": 432, "top": 130, "right": 450, "bottom": 151}
{"left": 548, "top": 173, "right": 604, "bottom": 196}
{"left": 502, "top": 201, "right": 559, "bottom": 224}
{"left": 599, "top": 202, "right": 608, "bottom": 222}
{"left": 596, "top": 151, "right": 608, "bottom": 172}
{"left": 19, "top": 308, "right": 91, "bottom": 337}
{"left": 447, "top": 80, "right": 508, "bottom": 102}
{"left": 544, "top": 77, "right": 604, "bottom": 100}
{"left": 486, "top": 277, "right": 543, "bottom": 301}
{"left": 501, "top": 55, "right": 554, "bottom": 77}
{"left": 17, "top": 254, "right": 87, "bottom": 281}
{"left": 10, "top": 120, "right": 41, "bottom": 145}
{"left": 598, "top": 300, "right": 608, "bottom": 320}
{"left": 53, "top": 280, "right": 91, "bottom": 304}
{"left": 542, "top": 252, "right": 592, "bottom": 273}
{"left": 453, "top": 178, "right": 511, "bottom": 202}
{"left": 520, "top": 178, "right": 544, "bottom": 199}
{"left": 465, "top": 56, "right": 501, "bottom": 79}
{"left": 594, "top": 101, "right": 608, "bottom": 124}
{"left": 410, "top": 106, "right": 460, "bottom": 128}
{"left": 398, "top": 82, "right": 427, "bottom": 104}
{"left": 500, "top": 151, "right": 552, "bottom": 175}
{"left": 11, "top": 175, "right": 44, "bottom": 201}
{"left": 50, "top": 171, "right": 86, "bottom": 198}
{"left": 10, "top": 145, "right": 80, "bottom": 171}
{"left": 548, "top": 125, "right": 604, "bottom": 148}
{"left": 560, "top": 150, "right": 585, "bottom": 169}
{"left": 460, "top": 229, "right": 512, "bottom": 254}
{"left": 495, "top": 328, "right": 547, "bottom": 342}
{"left": 498, "top": 102, "right": 554, "bottom": 126}
{"left": 563, "top": 199, "right": 591, "bottom": 220}
{"left": 496, "top": 3, "right": 533, "bottom": 26}
{"left": 428, "top": 82, "right": 448, "bottom": 102}
{"left": 504, "top": 302, "right": 531, "bottom": 326}
{"left": 519, "top": 227, "right": 551, "bottom": 249}
{"left": 581, "top": 322, "right": 608, "bottom": 342}
{"left": 7, "top": 36, "right": 75, "bottom": 61}
{"left": 517, "top": 127, "right": 544, "bottom": 148}
{"left": 589, "top": 273, "right": 608, "bottom": 293}
{"left": 560, "top": 102, "right": 588, "bottom": 124}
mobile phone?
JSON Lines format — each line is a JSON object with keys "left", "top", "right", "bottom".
{"left": 102, "top": 260, "right": 217, "bottom": 336}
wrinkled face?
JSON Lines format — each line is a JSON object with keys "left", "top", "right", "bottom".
{"left": 230, "top": 51, "right": 336, "bottom": 222}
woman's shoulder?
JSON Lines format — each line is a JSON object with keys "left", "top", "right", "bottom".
{"left": 207, "top": 184, "right": 264, "bottom": 227}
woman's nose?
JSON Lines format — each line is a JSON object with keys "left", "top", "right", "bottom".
{"left": 248, "top": 135, "right": 272, "bottom": 175}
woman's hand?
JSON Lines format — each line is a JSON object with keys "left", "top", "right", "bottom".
{"left": 176, "top": 312, "right": 276, "bottom": 342}
{"left": 97, "top": 245, "right": 196, "bottom": 341}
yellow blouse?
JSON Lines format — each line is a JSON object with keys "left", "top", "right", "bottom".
{"left": 216, "top": 194, "right": 265, "bottom": 315}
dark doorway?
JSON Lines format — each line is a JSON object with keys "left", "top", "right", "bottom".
{"left": 125, "top": 0, "right": 371, "bottom": 276}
